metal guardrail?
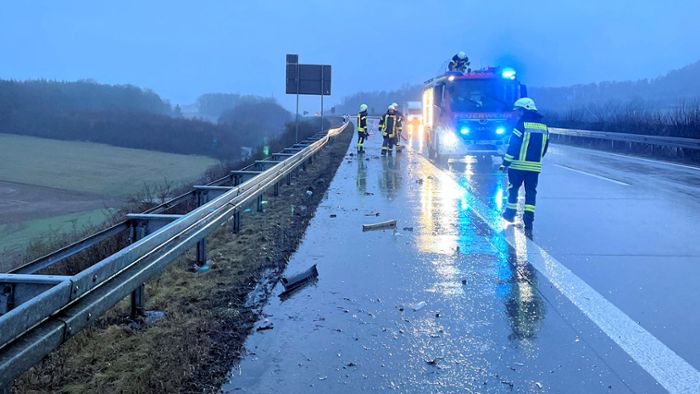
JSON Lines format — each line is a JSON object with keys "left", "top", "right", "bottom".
{"left": 549, "top": 127, "right": 700, "bottom": 150}
{"left": 0, "top": 121, "right": 350, "bottom": 387}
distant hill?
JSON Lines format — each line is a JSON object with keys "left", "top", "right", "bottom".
{"left": 0, "top": 79, "right": 174, "bottom": 116}
{"left": 335, "top": 61, "right": 700, "bottom": 114}
{"left": 335, "top": 84, "right": 422, "bottom": 115}
{"left": 0, "top": 80, "right": 295, "bottom": 159}
{"left": 530, "top": 60, "right": 700, "bottom": 111}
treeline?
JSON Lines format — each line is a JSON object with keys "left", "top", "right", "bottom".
{"left": 0, "top": 80, "right": 296, "bottom": 159}
{"left": 195, "top": 93, "right": 278, "bottom": 120}
{"left": 531, "top": 60, "right": 700, "bottom": 112}
{"left": 546, "top": 100, "right": 700, "bottom": 139}
{"left": 334, "top": 84, "right": 422, "bottom": 115}
{"left": 0, "top": 79, "right": 173, "bottom": 115}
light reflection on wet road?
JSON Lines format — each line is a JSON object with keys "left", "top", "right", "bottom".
{"left": 221, "top": 131, "right": 698, "bottom": 393}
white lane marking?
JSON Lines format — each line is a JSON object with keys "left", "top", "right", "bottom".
{"left": 553, "top": 144, "right": 700, "bottom": 172}
{"left": 554, "top": 164, "right": 630, "bottom": 186}
{"left": 420, "top": 156, "right": 700, "bottom": 394}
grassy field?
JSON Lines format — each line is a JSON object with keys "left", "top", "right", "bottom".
{"left": 0, "top": 133, "right": 218, "bottom": 196}
{"left": 0, "top": 133, "right": 219, "bottom": 262}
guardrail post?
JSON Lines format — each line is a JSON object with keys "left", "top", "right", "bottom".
{"left": 256, "top": 195, "right": 264, "bottom": 212}
{"left": 286, "top": 173, "right": 292, "bottom": 186}
{"left": 274, "top": 182, "right": 280, "bottom": 196}
{"left": 232, "top": 210, "right": 241, "bottom": 234}
{"left": 130, "top": 221, "right": 147, "bottom": 318}
{"left": 195, "top": 191, "right": 208, "bottom": 267}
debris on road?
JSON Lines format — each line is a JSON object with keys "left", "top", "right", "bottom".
{"left": 255, "top": 320, "right": 274, "bottom": 332}
{"left": 364, "top": 212, "right": 380, "bottom": 217}
{"left": 362, "top": 219, "right": 397, "bottom": 231}
{"left": 330, "top": 214, "right": 337, "bottom": 218}
{"left": 280, "top": 264, "right": 319, "bottom": 292}
{"left": 409, "top": 301, "right": 427, "bottom": 311}
{"left": 534, "top": 382, "right": 543, "bottom": 390}
{"left": 426, "top": 357, "right": 442, "bottom": 366}
{"left": 501, "top": 380, "right": 514, "bottom": 390}
{"left": 402, "top": 226, "right": 414, "bottom": 231}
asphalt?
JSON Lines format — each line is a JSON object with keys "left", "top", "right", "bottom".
{"left": 223, "top": 126, "right": 699, "bottom": 393}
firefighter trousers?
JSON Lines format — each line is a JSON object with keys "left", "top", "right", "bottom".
{"left": 357, "top": 132, "right": 367, "bottom": 152}
{"left": 505, "top": 169, "right": 539, "bottom": 225}
{"left": 381, "top": 133, "right": 395, "bottom": 155}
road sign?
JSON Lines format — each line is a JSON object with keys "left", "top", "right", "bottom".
{"left": 286, "top": 64, "right": 331, "bottom": 96}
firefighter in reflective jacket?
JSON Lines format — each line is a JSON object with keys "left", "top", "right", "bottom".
{"left": 448, "top": 51, "right": 470, "bottom": 73}
{"left": 379, "top": 104, "right": 399, "bottom": 156}
{"left": 501, "top": 98, "right": 549, "bottom": 232}
{"left": 390, "top": 102, "right": 405, "bottom": 152}
{"left": 357, "top": 104, "right": 369, "bottom": 153}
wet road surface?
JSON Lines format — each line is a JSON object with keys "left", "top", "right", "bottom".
{"left": 223, "top": 130, "right": 699, "bottom": 393}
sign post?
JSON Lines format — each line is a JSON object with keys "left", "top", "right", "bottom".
{"left": 285, "top": 55, "right": 332, "bottom": 141}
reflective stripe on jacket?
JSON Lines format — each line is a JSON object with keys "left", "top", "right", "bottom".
{"left": 379, "top": 112, "right": 398, "bottom": 137}
{"left": 503, "top": 114, "right": 549, "bottom": 173}
{"left": 357, "top": 111, "right": 368, "bottom": 132}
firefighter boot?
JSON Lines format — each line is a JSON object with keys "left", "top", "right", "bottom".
{"left": 502, "top": 208, "right": 516, "bottom": 223}
{"left": 523, "top": 211, "right": 534, "bottom": 230}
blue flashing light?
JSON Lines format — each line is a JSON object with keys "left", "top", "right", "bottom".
{"left": 459, "top": 127, "right": 470, "bottom": 135}
{"left": 496, "top": 127, "right": 506, "bottom": 135}
{"left": 501, "top": 68, "right": 516, "bottom": 80}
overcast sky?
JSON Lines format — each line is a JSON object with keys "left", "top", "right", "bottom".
{"left": 2, "top": 0, "right": 699, "bottom": 111}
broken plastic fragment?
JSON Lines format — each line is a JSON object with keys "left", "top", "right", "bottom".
{"left": 362, "top": 219, "right": 397, "bottom": 231}
{"left": 280, "top": 264, "right": 318, "bottom": 293}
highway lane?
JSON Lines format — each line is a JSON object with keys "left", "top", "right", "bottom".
{"left": 221, "top": 130, "right": 699, "bottom": 392}
{"left": 428, "top": 141, "right": 700, "bottom": 372}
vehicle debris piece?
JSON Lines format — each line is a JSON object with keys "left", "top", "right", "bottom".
{"left": 402, "top": 227, "right": 414, "bottom": 231}
{"left": 330, "top": 214, "right": 337, "bottom": 218}
{"left": 364, "top": 212, "right": 380, "bottom": 217}
{"left": 362, "top": 219, "right": 397, "bottom": 231}
{"left": 281, "top": 264, "right": 319, "bottom": 292}
{"left": 409, "top": 301, "right": 427, "bottom": 311}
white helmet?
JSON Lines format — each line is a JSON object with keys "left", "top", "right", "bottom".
{"left": 388, "top": 104, "right": 395, "bottom": 110}
{"left": 391, "top": 102, "right": 399, "bottom": 109}
{"left": 513, "top": 97, "right": 538, "bottom": 111}
{"left": 457, "top": 51, "right": 467, "bottom": 60}
{"left": 359, "top": 104, "right": 368, "bottom": 112}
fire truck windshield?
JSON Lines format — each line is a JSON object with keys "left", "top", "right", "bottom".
{"left": 446, "top": 79, "right": 513, "bottom": 112}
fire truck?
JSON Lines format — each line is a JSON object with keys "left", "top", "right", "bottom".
{"left": 402, "top": 101, "right": 422, "bottom": 137}
{"left": 422, "top": 67, "right": 527, "bottom": 161}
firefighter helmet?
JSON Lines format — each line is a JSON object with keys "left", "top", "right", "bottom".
{"left": 391, "top": 102, "right": 399, "bottom": 109}
{"left": 457, "top": 51, "right": 467, "bottom": 60}
{"left": 513, "top": 98, "right": 538, "bottom": 111}
{"left": 360, "top": 104, "right": 368, "bottom": 112}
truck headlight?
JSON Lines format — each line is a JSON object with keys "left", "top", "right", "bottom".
{"left": 442, "top": 131, "right": 458, "bottom": 147}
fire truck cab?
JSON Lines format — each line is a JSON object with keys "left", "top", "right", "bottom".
{"left": 422, "top": 67, "right": 527, "bottom": 161}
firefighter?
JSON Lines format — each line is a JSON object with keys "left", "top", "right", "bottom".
{"left": 357, "top": 104, "right": 369, "bottom": 153}
{"left": 448, "top": 51, "right": 470, "bottom": 73}
{"left": 500, "top": 97, "right": 549, "bottom": 233}
{"left": 379, "top": 104, "right": 399, "bottom": 156}
{"left": 391, "top": 102, "right": 405, "bottom": 152}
